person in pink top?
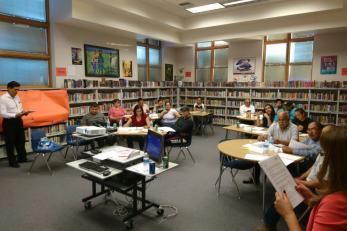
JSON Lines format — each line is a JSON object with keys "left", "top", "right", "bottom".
{"left": 108, "top": 99, "right": 126, "bottom": 126}
{"left": 274, "top": 125, "right": 347, "bottom": 231}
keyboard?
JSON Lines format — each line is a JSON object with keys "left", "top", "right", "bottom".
{"left": 79, "top": 161, "right": 109, "bottom": 174}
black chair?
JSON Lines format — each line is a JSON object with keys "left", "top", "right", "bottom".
{"left": 214, "top": 139, "right": 256, "bottom": 198}
{"left": 202, "top": 112, "right": 214, "bottom": 135}
{"left": 29, "top": 129, "right": 64, "bottom": 175}
{"left": 166, "top": 132, "right": 195, "bottom": 163}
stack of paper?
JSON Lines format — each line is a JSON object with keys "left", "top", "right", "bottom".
{"left": 158, "top": 127, "right": 176, "bottom": 133}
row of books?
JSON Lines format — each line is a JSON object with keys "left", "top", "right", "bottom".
{"left": 64, "top": 79, "right": 177, "bottom": 89}
{"left": 311, "top": 115, "right": 336, "bottom": 124}
{"left": 69, "top": 93, "right": 96, "bottom": 102}
{"left": 142, "top": 91, "right": 158, "bottom": 98}
{"left": 98, "top": 92, "right": 122, "bottom": 101}
{"left": 340, "top": 94, "right": 347, "bottom": 101}
{"left": 310, "top": 104, "right": 337, "bottom": 112}
{"left": 206, "top": 91, "right": 227, "bottom": 97}
{"left": 181, "top": 80, "right": 347, "bottom": 88}
{"left": 310, "top": 93, "right": 337, "bottom": 101}
{"left": 278, "top": 92, "right": 308, "bottom": 99}
{"left": 227, "top": 91, "right": 250, "bottom": 98}
{"left": 39, "top": 124, "right": 66, "bottom": 135}
{"left": 186, "top": 90, "right": 204, "bottom": 96}
{"left": 205, "top": 99, "right": 226, "bottom": 106}
{"left": 159, "top": 89, "right": 174, "bottom": 95}
{"left": 339, "top": 105, "right": 347, "bottom": 112}
{"left": 251, "top": 91, "right": 279, "bottom": 99}
{"left": 122, "top": 91, "right": 141, "bottom": 99}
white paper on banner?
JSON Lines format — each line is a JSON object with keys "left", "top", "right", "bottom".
{"left": 259, "top": 155, "right": 304, "bottom": 208}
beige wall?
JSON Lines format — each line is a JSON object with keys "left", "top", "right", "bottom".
{"left": 175, "top": 47, "right": 195, "bottom": 82}
{"left": 51, "top": 24, "right": 137, "bottom": 88}
{"left": 312, "top": 30, "right": 347, "bottom": 81}
{"left": 161, "top": 47, "right": 177, "bottom": 81}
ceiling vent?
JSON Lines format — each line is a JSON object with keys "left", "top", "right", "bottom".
{"left": 179, "top": 2, "right": 194, "bottom": 8}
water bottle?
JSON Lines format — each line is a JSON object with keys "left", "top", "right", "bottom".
{"left": 268, "top": 136, "right": 273, "bottom": 145}
{"left": 143, "top": 155, "right": 150, "bottom": 172}
{"left": 119, "top": 119, "right": 123, "bottom": 127}
{"left": 150, "top": 120, "right": 154, "bottom": 129}
{"left": 263, "top": 140, "right": 269, "bottom": 153}
{"left": 106, "top": 118, "right": 110, "bottom": 128}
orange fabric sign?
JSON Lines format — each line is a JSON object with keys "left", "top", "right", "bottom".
{"left": 0, "top": 90, "right": 69, "bottom": 133}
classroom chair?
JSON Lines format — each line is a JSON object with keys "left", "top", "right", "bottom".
{"left": 166, "top": 132, "right": 195, "bottom": 163}
{"left": 29, "top": 129, "right": 64, "bottom": 175}
{"left": 215, "top": 139, "right": 256, "bottom": 198}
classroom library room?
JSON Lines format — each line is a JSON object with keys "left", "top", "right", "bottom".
{"left": 1, "top": 0, "right": 347, "bottom": 230}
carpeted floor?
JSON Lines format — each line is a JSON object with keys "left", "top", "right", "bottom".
{"left": 0, "top": 126, "right": 282, "bottom": 231}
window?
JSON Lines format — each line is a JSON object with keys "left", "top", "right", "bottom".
{"left": 137, "top": 39, "right": 161, "bottom": 81}
{"left": 0, "top": 0, "right": 50, "bottom": 87}
{"left": 263, "top": 33, "right": 314, "bottom": 82}
{"left": 195, "top": 41, "right": 228, "bottom": 82}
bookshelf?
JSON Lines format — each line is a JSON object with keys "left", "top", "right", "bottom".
{"left": 179, "top": 81, "right": 347, "bottom": 126}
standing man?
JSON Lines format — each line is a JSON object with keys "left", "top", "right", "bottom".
{"left": 0, "top": 81, "right": 32, "bottom": 168}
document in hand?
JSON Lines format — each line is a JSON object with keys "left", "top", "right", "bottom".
{"left": 259, "top": 155, "right": 304, "bottom": 208}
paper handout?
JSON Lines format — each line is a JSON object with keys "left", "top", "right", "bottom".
{"left": 259, "top": 155, "right": 304, "bottom": 208}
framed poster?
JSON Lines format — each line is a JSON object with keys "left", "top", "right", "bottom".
{"left": 84, "top": 44, "right": 119, "bottom": 77}
{"left": 122, "top": 60, "right": 132, "bottom": 77}
{"left": 233, "top": 57, "right": 256, "bottom": 74}
{"left": 165, "top": 64, "right": 173, "bottom": 81}
{"left": 320, "top": 56, "right": 337, "bottom": 75}
{"left": 71, "top": 47, "right": 82, "bottom": 65}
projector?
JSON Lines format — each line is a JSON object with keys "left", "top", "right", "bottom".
{"left": 76, "top": 126, "right": 106, "bottom": 136}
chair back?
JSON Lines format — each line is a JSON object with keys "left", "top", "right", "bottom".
{"left": 207, "top": 113, "right": 214, "bottom": 124}
{"left": 31, "top": 129, "right": 46, "bottom": 152}
{"left": 66, "top": 125, "right": 77, "bottom": 144}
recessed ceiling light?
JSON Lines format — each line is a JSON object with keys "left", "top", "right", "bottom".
{"left": 186, "top": 3, "right": 225, "bottom": 13}
{"left": 223, "top": 0, "right": 257, "bottom": 6}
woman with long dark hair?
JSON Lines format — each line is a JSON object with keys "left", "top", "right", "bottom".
{"left": 275, "top": 125, "right": 347, "bottom": 230}
{"left": 256, "top": 104, "right": 276, "bottom": 128}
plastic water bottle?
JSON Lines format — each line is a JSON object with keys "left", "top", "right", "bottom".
{"left": 263, "top": 140, "right": 269, "bottom": 153}
{"left": 119, "top": 119, "right": 123, "bottom": 127}
{"left": 106, "top": 118, "right": 110, "bottom": 128}
{"left": 143, "top": 155, "right": 150, "bottom": 172}
{"left": 268, "top": 136, "right": 273, "bottom": 145}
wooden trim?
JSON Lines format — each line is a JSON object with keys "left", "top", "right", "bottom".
{"left": 0, "top": 51, "right": 50, "bottom": 60}
{"left": 262, "top": 36, "right": 266, "bottom": 81}
{"left": 214, "top": 45, "right": 229, "bottom": 49}
{"left": 46, "top": 0, "right": 52, "bottom": 87}
{"left": 285, "top": 34, "right": 290, "bottom": 82}
{"left": 290, "top": 37, "right": 314, "bottom": 42}
{"left": 0, "top": 14, "right": 48, "bottom": 28}
{"left": 264, "top": 39, "right": 288, "bottom": 44}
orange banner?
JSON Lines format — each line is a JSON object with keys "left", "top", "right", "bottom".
{"left": 0, "top": 90, "right": 69, "bottom": 132}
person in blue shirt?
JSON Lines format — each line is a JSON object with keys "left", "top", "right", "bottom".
{"left": 285, "top": 101, "right": 297, "bottom": 123}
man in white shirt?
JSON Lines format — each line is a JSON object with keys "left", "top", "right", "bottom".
{"left": 239, "top": 98, "right": 255, "bottom": 116}
{"left": 0, "top": 81, "right": 32, "bottom": 168}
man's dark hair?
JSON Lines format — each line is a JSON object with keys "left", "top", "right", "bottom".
{"left": 112, "top": 99, "right": 120, "bottom": 103}
{"left": 295, "top": 108, "right": 306, "bottom": 115}
{"left": 90, "top": 103, "right": 99, "bottom": 108}
{"left": 275, "top": 99, "right": 283, "bottom": 103}
{"left": 138, "top": 98, "right": 143, "bottom": 102}
{"left": 180, "top": 106, "right": 190, "bottom": 112}
{"left": 310, "top": 121, "right": 323, "bottom": 130}
{"left": 7, "top": 81, "right": 20, "bottom": 88}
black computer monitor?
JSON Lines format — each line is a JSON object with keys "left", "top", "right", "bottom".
{"left": 145, "top": 129, "right": 164, "bottom": 164}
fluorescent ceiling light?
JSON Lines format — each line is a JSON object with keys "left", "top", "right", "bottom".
{"left": 186, "top": 3, "right": 225, "bottom": 13}
{"left": 223, "top": 0, "right": 256, "bottom": 6}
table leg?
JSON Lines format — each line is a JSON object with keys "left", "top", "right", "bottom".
{"left": 225, "top": 130, "right": 229, "bottom": 139}
{"left": 262, "top": 173, "right": 267, "bottom": 215}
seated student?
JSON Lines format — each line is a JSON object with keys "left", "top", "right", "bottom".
{"left": 81, "top": 103, "right": 107, "bottom": 148}
{"left": 132, "top": 98, "right": 150, "bottom": 114}
{"left": 285, "top": 101, "right": 297, "bottom": 123}
{"left": 256, "top": 104, "right": 276, "bottom": 128}
{"left": 239, "top": 98, "right": 255, "bottom": 116}
{"left": 294, "top": 108, "right": 312, "bottom": 133}
{"left": 274, "top": 125, "right": 347, "bottom": 231}
{"left": 167, "top": 106, "right": 194, "bottom": 139}
{"left": 81, "top": 103, "right": 107, "bottom": 127}
{"left": 108, "top": 99, "right": 126, "bottom": 126}
{"left": 193, "top": 97, "right": 205, "bottom": 112}
{"left": 260, "top": 126, "right": 329, "bottom": 231}
{"left": 124, "top": 105, "right": 150, "bottom": 150}
{"left": 282, "top": 121, "right": 322, "bottom": 168}
{"left": 259, "top": 112, "right": 298, "bottom": 146}
{"left": 159, "top": 102, "right": 180, "bottom": 127}
{"left": 153, "top": 98, "right": 165, "bottom": 114}
{"left": 274, "top": 99, "right": 284, "bottom": 114}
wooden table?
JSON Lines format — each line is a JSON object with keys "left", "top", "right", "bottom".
{"left": 217, "top": 139, "right": 303, "bottom": 214}
{"left": 190, "top": 111, "right": 212, "bottom": 135}
{"left": 235, "top": 115, "right": 257, "bottom": 124}
{"left": 113, "top": 127, "right": 167, "bottom": 136}
{"left": 223, "top": 124, "right": 307, "bottom": 141}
